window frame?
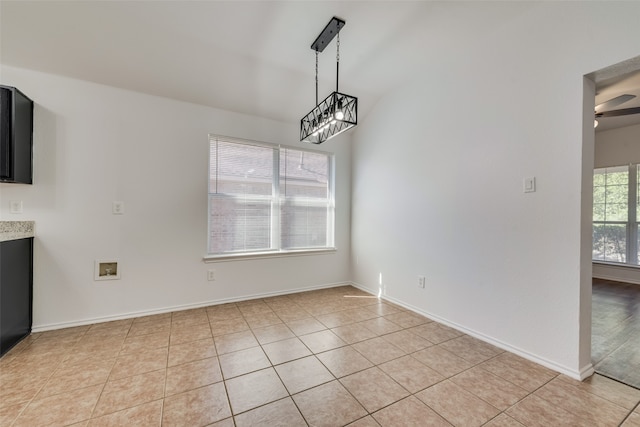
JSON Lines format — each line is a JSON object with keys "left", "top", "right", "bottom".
{"left": 205, "top": 135, "right": 336, "bottom": 262}
{"left": 592, "top": 164, "right": 640, "bottom": 267}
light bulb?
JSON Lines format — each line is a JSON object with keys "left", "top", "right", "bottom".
{"left": 335, "top": 111, "right": 344, "bottom": 120}
{"left": 594, "top": 119, "right": 599, "bottom": 128}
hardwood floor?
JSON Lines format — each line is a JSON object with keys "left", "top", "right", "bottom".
{"left": 592, "top": 278, "right": 640, "bottom": 389}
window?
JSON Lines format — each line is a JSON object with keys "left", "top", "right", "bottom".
{"left": 592, "top": 164, "right": 638, "bottom": 265}
{"left": 208, "top": 136, "right": 334, "bottom": 256}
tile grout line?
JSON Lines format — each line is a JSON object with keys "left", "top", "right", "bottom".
{"left": 616, "top": 387, "right": 640, "bottom": 427}
{"left": 205, "top": 303, "right": 235, "bottom": 425}
{"left": 225, "top": 293, "right": 390, "bottom": 425}
{"left": 254, "top": 300, "right": 330, "bottom": 426}
{"left": 86, "top": 320, "right": 132, "bottom": 422}
{"left": 9, "top": 326, "right": 92, "bottom": 426}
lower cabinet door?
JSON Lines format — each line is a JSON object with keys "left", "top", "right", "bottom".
{"left": 0, "top": 238, "right": 33, "bottom": 356}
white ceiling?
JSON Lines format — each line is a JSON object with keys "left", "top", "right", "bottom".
{"left": 2, "top": 1, "right": 639, "bottom": 131}
{"left": 0, "top": 1, "right": 436, "bottom": 124}
{"left": 0, "top": 1, "right": 535, "bottom": 125}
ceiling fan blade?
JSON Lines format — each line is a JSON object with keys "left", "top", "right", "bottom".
{"left": 596, "top": 107, "right": 640, "bottom": 118}
{"left": 595, "top": 94, "right": 636, "bottom": 112}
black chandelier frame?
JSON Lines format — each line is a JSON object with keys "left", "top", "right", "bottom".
{"left": 300, "top": 17, "right": 358, "bottom": 144}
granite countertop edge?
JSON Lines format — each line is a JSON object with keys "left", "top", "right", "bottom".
{"left": 0, "top": 221, "right": 35, "bottom": 242}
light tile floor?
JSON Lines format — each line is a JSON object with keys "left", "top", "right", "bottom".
{"left": 1, "top": 285, "right": 639, "bottom": 426}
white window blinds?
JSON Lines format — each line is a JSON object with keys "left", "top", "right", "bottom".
{"left": 209, "top": 136, "right": 334, "bottom": 255}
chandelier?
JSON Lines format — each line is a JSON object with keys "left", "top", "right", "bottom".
{"left": 300, "top": 17, "right": 357, "bottom": 144}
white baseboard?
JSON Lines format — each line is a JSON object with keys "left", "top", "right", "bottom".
{"left": 349, "top": 281, "right": 588, "bottom": 381}
{"left": 592, "top": 263, "right": 640, "bottom": 285}
{"left": 32, "top": 281, "right": 353, "bottom": 333}
{"left": 348, "top": 281, "right": 380, "bottom": 296}
{"left": 579, "top": 363, "right": 595, "bottom": 380}
{"left": 592, "top": 272, "right": 640, "bottom": 285}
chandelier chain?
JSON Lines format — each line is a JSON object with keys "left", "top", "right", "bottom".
{"left": 336, "top": 32, "right": 340, "bottom": 92}
{"left": 315, "top": 50, "right": 319, "bottom": 106}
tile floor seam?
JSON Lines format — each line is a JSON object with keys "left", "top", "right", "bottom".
{"left": 230, "top": 394, "right": 296, "bottom": 420}
{"left": 597, "top": 370, "right": 640, "bottom": 393}
{"left": 479, "top": 413, "right": 507, "bottom": 426}
{"left": 593, "top": 343, "right": 625, "bottom": 367}
{"left": 9, "top": 352, "right": 66, "bottom": 425}
{"left": 499, "top": 374, "right": 570, "bottom": 426}
{"left": 7, "top": 400, "right": 29, "bottom": 427}
{"left": 326, "top": 377, "right": 371, "bottom": 421}
{"left": 485, "top": 380, "right": 541, "bottom": 426}
{"left": 367, "top": 397, "right": 418, "bottom": 423}
{"left": 438, "top": 352, "right": 526, "bottom": 408}
{"left": 618, "top": 406, "right": 639, "bottom": 427}
{"left": 220, "top": 366, "right": 237, "bottom": 421}
{"left": 360, "top": 360, "right": 413, "bottom": 398}
{"left": 285, "top": 392, "right": 313, "bottom": 426}
{"left": 83, "top": 381, "right": 109, "bottom": 425}
{"left": 336, "top": 370, "right": 407, "bottom": 418}
{"left": 574, "top": 376, "right": 640, "bottom": 411}
{"left": 474, "top": 359, "right": 546, "bottom": 396}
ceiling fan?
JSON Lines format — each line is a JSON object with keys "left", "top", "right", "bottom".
{"left": 594, "top": 94, "right": 640, "bottom": 127}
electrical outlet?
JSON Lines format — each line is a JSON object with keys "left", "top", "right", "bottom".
{"left": 207, "top": 270, "right": 215, "bottom": 281}
{"left": 418, "top": 276, "right": 426, "bottom": 289}
{"left": 10, "top": 201, "right": 23, "bottom": 214}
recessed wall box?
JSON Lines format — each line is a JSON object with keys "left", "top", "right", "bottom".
{"left": 94, "top": 260, "right": 120, "bottom": 281}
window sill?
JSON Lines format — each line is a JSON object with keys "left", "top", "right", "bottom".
{"left": 592, "top": 261, "right": 640, "bottom": 270}
{"left": 203, "top": 248, "right": 337, "bottom": 263}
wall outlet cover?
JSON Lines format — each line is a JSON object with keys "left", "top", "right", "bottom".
{"left": 10, "top": 201, "right": 23, "bottom": 214}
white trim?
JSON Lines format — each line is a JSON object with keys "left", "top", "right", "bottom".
{"left": 348, "top": 280, "right": 588, "bottom": 380}
{"left": 94, "top": 259, "right": 121, "bottom": 281}
{"left": 592, "top": 260, "right": 640, "bottom": 271}
{"left": 208, "top": 133, "right": 331, "bottom": 156}
{"left": 593, "top": 261, "right": 640, "bottom": 285}
{"left": 349, "top": 281, "right": 380, "bottom": 296}
{"left": 592, "top": 272, "right": 640, "bottom": 285}
{"left": 203, "top": 247, "right": 337, "bottom": 263}
{"left": 32, "top": 281, "right": 351, "bottom": 333}
{"left": 579, "top": 364, "right": 596, "bottom": 380}
{"left": 208, "top": 136, "right": 335, "bottom": 256}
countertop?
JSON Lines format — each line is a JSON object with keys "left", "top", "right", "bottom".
{"left": 0, "top": 221, "right": 35, "bottom": 242}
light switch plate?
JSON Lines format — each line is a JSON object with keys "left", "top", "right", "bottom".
{"left": 523, "top": 177, "right": 536, "bottom": 193}
{"left": 112, "top": 201, "right": 125, "bottom": 215}
{"left": 10, "top": 201, "right": 23, "bottom": 214}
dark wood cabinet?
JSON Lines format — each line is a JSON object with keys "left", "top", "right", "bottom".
{"left": 0, "top": 85, "right": 34, "bottom": 184}
{"left": 0, "top": 237, "right": 33, "bottom": 356}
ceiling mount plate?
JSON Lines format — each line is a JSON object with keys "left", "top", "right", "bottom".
{"left": 311, "top": 17, "right": 345, "bottom": 52}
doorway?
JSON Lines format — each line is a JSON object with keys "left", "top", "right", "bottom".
{"left": 585, "top": 56, "right": 640, "bottom": 389}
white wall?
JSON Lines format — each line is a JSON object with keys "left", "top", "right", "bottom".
{"left": 0, "top": 66, "right": 352, "bottom": 330}
{"left": 595, "top": 123, "right": 640, "bottom": 168}
{"left": 593, "top": 123, "right": 640, "bottom": 283}
{"left": 350, "top": 2, "right": 640, "bottom": 379}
